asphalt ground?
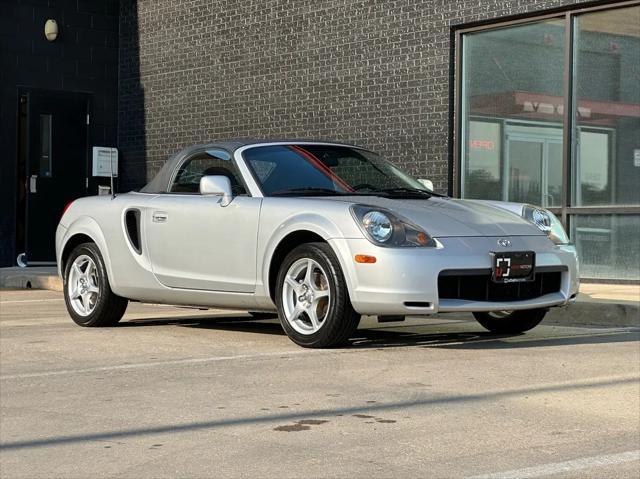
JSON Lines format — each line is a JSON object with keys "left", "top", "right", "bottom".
{"left": 1, "top": 289, "right": 639, "bottom": 478}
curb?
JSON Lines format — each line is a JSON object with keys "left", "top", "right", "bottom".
{"left": 0, "top": 268, "right": 63, "bottom": 292}
{"left": 545, "top": 301, "right": 639, "bottom": 328}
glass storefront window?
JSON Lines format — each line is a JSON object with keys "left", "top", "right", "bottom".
{"left": 571, "top": 215, "right": 640, "bottom": 281}
{"left": 459, "top": 4, "right": 640, "bottom": 282}
{"left": 572, "top": 6, "right": 640, "bottom": 206}
{"left": 461, "top": 19, "right": 565, "bottom": 207}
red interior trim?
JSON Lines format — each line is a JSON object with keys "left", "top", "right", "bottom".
{"left": 289, "top": 145, "right": 354, "bottom": 192}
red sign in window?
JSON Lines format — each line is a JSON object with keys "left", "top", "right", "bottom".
{"left": 470, "top": 139, "right": 496, "bottom": 151}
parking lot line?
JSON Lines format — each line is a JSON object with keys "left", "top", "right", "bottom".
{"left": 0, "top": 298, "right": 64, "bottom": 304}
{"left": 0, "top": 349, "right": 323, "bottom": 380}
{"left": 468, "top": 450, "right": 640, "bottom": 478}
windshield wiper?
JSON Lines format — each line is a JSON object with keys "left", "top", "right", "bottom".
{"left": 377, "top": 187, "right": 434, "bottom": 198}
{"left": 378, "top": 187, "right": 447, "bottom": 198}
{"left": 270, "top": 187, "right": 348, "bottom": 197}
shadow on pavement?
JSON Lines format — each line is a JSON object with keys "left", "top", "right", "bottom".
{"left": 1, "top": 376, "right": 637, "bottom": 451}
{"left": 122, "top": 315, "right": 286, "bottom": 335}
{"left": 120, "top": 315, "right": 640, "bottom": 349}
{"left": 349, "top": 328, "right": 640, "bottom": 350}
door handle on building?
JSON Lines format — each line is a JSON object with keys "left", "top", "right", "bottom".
{"left": 29, "top": 175, "right": 37, "bottom": 193}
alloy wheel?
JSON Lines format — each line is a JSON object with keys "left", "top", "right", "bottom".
{"left": 282, "top": 258, "right": 331, "bottom": 335}
{"left": 68, "top": 254, "right": 100, "bottom": 316}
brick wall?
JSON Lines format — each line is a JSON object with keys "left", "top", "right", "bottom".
{"left": 0, "top": 0, "right": 119, "bottom": 266}
{"left": 118, "top": 0, "right": 592, "bottom": 192}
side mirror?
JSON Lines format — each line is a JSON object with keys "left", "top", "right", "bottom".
{"left": 199, "top": 175, "right": 233, "bottom": 206}
{"left": 417, "top": 178, "right": 434, "bottom": 191}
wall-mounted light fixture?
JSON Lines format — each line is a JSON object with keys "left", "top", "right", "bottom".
{"left": 44, "top": 19, "right": 58, "bottom": 42}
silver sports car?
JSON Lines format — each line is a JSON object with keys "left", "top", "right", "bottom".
{"left": 56, "top": 140, "right": 579, "bottom": 347}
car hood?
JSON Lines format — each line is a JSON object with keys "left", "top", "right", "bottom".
{"left": 324, "top": 196, "right": 543, "bottom": 237}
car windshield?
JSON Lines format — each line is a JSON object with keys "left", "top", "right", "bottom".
{"left": 243, "top": 144, "right": 434, "bottom": 197}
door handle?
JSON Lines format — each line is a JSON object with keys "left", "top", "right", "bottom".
{"left": 29, "top": 175, "right": 37, "bottom": 193}
{"left": 152, "top": 211, "right": 168, "bottom": 223}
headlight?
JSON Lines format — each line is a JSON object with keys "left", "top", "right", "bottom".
{"left": 351, "top": 205, "right": 437, "bottom": 247}
{"left": 362, "top": 211, "right": 393, "bottom": 242}
{"left": 522, "top": 205, "right": 570, "bottom": 245}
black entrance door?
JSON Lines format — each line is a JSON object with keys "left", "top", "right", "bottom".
{"left": 22, "top": 90, "right": 89, "bottom": 264}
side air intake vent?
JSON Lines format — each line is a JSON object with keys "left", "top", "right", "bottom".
{"left": 125, "top": 209, "right": 142, "bottom": 254}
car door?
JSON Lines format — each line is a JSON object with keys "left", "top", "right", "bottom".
{"left": 144, "top": 150, "right": 261, "bottom": 292}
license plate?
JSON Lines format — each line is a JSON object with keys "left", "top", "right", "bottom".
{"left": 491, "top": 251, "right": 535, "bottom": 283}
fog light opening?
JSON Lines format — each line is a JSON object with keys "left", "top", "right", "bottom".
{"left": 403, "top": 301, "right": 432, "bottom": 308}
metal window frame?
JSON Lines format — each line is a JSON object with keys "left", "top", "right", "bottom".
{"left": 452, "top": 0, "right": 640, "bottom": 225}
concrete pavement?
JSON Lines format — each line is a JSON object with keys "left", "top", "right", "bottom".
{"left": 1, "top": 289, "right": 639, "bottom": 478}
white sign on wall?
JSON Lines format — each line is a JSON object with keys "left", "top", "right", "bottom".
{"left": 92, "top": 147, "right": 118, "bottom": 177}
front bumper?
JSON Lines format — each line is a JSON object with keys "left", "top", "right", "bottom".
{"left": 329, "top": 236, "right": 579, "bottom": 316}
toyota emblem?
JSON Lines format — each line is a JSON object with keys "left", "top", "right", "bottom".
{"left": 498, "top": 238, "right": 512, "bottom": 247}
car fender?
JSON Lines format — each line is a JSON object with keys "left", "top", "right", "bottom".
{"left": 59, "top": 215, "right": 115, "bottom": 287}
{"left": 260, "top": 212, "right": 357, "bottom": 301}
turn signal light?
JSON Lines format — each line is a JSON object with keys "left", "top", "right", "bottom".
{"left": 416, "top": 232, "right": 430, "bottom": 245}
{"left": 355, "top": 254, "right": 377, "bottom": 264}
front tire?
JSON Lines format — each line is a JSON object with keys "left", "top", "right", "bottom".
{"left": 63, "top": 242, "right": 128, "bottom": 327}
{"left": 276, "top": 242, "right": 360, "bottom": 348}
{"left": 473, "top": 308, "right": 547, "bottom": 334}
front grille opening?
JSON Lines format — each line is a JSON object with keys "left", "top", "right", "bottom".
{"left": 438, "top": 271, "right": 562, "bottom": 302}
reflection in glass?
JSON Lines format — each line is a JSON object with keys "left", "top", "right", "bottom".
{"left": 461, "top": 19, "right": 565, "bottom": 204}
{"left": 573, "top": 6, "right": 640, "bottom": 206}
{"left": 547, "top": 142, "right": 563, "bottom": 206}
{"left": 571, "top": 215, "right": 640, "bottom": 280}
{"left": 508, "top": 140, "right": 542, "bottom": 204}
{"left": 504, "top": 124, "right": 563, "bottom": 207}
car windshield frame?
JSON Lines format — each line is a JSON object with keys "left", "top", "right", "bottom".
{"left": 240, "top": 143, "right": 436, "bottom": 198}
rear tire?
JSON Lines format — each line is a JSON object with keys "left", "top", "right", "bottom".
{"left": 63, "top": 242, "right": 128, "bottom": 327}
{"left": 473, "top": 308, "right": 547, "bottom": 334}
{"left": 276, "top": 242, "right": 360, "bottom": 348}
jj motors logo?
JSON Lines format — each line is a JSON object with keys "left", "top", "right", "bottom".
{"left": 495, "top": 257, "right": 511, "bottom": 278}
